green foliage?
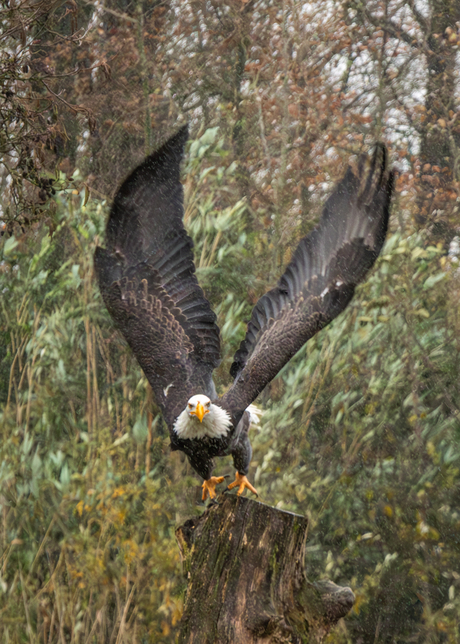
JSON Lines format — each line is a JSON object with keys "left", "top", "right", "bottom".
{"left": 0, "top": 195, "right": 191, "bottom": 642}
{"left": 183, "top": 128, "right": 255, "bottom": 380}
{"left": 252, "top": 231, "right": 460, "bottom": 643}
{"left": 2, "top": 131, "right": 460, "bottom": 642}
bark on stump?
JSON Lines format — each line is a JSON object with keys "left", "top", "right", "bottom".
{"left": 176, "top": 494, "right": 354, "bottom": 643}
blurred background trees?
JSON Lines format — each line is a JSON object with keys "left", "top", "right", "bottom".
{"left": 2, "top": 0, "right": 460, "bottom": 642}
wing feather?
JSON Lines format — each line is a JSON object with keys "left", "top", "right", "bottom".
{"left": 221, "top": 144, "right": 394, "bottom": 423}
{"left": 95, "top": 127, "right": 221, "bottom": 426}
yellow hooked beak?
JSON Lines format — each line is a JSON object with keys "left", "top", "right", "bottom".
{"left": 194, "top": 401, "right": 208, "bottom": 423}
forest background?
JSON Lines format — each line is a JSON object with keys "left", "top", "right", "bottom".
{"left": 2, "top": 0, "right": 460, "bottom": 642}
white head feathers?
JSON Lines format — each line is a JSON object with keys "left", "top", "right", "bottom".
{"left": 173, "top": 394, "right": 233, "bottom": 440}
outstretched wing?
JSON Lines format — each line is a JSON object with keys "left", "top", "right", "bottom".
{"left": 220, "top": 144, "right": 394, "bottom": 424}
{"left": 94, "top": 126, "right": 221, "bottom": 427}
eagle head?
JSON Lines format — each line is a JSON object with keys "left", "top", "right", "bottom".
{"left": 186, "top": 394, "right": 211, "bottom": 423}
{"left": 173, "top": 394, "right": 232, "bottom": 440}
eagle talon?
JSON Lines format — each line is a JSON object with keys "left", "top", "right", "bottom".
{"left": 202, "top": 475, "right": 225, "bottom": 501}
{"left": 227, "top": 472, "right": 258, "bottom": 497}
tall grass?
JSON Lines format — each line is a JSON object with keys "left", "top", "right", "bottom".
{"left": 2, "top": 130, "right": 460, "bottom": 642}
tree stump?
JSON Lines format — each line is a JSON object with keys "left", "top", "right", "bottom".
{"left": 176, "top": 494, "right": 354, "bottom": 643}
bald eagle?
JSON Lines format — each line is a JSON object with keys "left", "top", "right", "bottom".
{"left": 95, "top": 127, "right": 394, "bottom": 501}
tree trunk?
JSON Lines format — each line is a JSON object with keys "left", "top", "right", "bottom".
{"left": 416, "top": 0, "right": 460, "bottom": 231}
{"left": 176, "top": 495, "right": 354, "bottom": 643}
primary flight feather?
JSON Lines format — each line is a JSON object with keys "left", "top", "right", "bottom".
{"left": 95, "top": 126, "right": 394, "bottom": 500}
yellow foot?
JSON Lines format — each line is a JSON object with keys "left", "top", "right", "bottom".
{"left": 227, "top": 472, "right": 258, "bottom": 497}
{"left": 202, "top": 476, "right": 225, "bottom": 501}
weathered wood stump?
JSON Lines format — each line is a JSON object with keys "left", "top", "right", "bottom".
{"left": 176, "top": 494, "right": 354, "bottom": 643}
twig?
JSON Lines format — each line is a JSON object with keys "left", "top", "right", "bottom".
{"left": 41, "top": 80, "right": 91, "bottom": 116}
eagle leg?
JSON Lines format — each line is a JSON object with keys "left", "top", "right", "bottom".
{"left": 227, "top": 472, "right": 258, "bottom": 497}
{"left": 202, "top": 476, "right": 225, "bottom": 501}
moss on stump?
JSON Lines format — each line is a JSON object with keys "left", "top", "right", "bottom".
{"left": 176, "top": 494, "right": 354, "bottom": 643}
